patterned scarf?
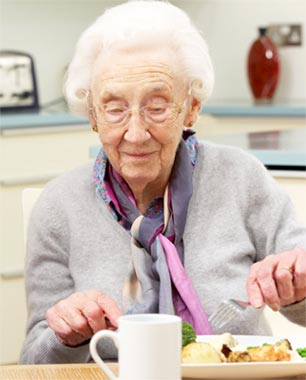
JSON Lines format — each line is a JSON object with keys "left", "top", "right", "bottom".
{"left": 93, "top": 132, "right": 212, "bottom": 334}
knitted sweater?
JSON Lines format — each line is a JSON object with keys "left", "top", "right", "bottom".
{"left": 20, "top": 141, "right": 306, "bottom": 364}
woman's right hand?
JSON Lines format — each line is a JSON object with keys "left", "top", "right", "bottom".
{"left": 46, "top": 289, "right": 122, "bottom": 347}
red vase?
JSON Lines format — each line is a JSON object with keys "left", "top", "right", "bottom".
{"left": 247, "top": 27, "right": 280, "bottom": 103}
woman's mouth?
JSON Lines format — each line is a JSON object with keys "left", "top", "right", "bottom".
{"left": 124, "top": 151, "right": 156, "bottom": 158}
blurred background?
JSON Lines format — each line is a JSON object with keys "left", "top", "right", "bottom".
{"left": 0, "top": 0, "right": 305, "bottom": 365}
{"left": 1, "top": 0, "right": 305, "bottom": 104}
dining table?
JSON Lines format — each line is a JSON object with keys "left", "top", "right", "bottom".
{"left": 0, "top": 363, "right": 305, "bottom": 380}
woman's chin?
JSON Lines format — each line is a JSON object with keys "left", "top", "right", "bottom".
{"left": 122, "top": 172, "right": 157, "bottom": 186}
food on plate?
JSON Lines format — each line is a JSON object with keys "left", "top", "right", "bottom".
{"left": 209, "top": 332, "right": 245, "bottom": 352}
{"left": 182, "top": 342, "right": 223, "bottom": 363}
{"left": 181, "top": 324, "right": 300, "bottom": 364}
{"left": 296, "top": 347, "right": 306, "bottom": 359}
{"left": 182, "top": 321, "right": 196, "bottom": 347}
{"left": 246, "top": 343, "right": 291, "bottom": 362}
{"left": 227, "top": 351, "right": 251, "bottom": 363}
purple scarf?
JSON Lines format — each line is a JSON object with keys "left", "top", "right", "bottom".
{"left": 94, "top": 135, "right": 212, "bottom": 334}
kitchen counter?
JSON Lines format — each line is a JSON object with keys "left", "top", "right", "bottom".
{"left": 0, "top": 111, "right": 89, "bottom": 131}
{"left": 202, "top": 101, "right": 306, "bottom": 117}
{"left": 204, "top": 127, "right": 306, "bottom": 174}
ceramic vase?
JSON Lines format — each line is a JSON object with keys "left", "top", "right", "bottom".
{"left": 247, "top": 27, "right": 280, "bottom": 103}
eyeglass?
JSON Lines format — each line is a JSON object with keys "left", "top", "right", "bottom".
{"left": 89, "top": 101, "right": 186, "bottom": 128}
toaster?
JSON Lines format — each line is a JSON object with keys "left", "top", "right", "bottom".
{"left": 0, "top": 50, "right": 39, "bottom": 112}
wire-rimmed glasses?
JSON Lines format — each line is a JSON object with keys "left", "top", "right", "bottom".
{"left": 89, "top": 101, "right": 186, "bottom": 128}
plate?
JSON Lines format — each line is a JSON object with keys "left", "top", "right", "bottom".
{"left": 182, "top": 335, "right": 306, "bottom": 379}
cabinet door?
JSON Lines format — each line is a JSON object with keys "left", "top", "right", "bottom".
{"left": 1, "top": 127, "right": 97, "bottom": 178}
{"left": 0, "top": 278, "right": 26, "bottom": 364}
{"left": 276, "top": 177, "right": 306, "bottom": 225}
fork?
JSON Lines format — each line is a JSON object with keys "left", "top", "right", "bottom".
{"left": 208, "top": 299, "right": 251, "bottom": 329}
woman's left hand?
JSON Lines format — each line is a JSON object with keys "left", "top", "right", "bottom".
{"left": 247, "top": 248, "right": 306, "bottom": 311}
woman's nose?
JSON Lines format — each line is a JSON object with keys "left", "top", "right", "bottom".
{"left": 124, "top": 112, "right": 151, "bottom": 144}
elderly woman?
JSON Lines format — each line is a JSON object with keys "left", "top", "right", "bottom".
{"left": 20, "top": 1, "right": 306, "bottom": 364}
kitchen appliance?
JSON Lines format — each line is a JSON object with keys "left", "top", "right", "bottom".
{"left": 0, "top": 50, "right": 39, "bottom": 112}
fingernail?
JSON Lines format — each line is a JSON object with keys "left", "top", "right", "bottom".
{"left": 253, "top": 299, "right": 263, "bottom": 308}
{"left": 271, "top": 304, "right": 280, "bottom": 312}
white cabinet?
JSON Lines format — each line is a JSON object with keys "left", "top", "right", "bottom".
{"left": 0, "top": 124, "right": 97, "bottom": 364}
{"left": 273, "top": 175, "right": 306, "bottom": 225}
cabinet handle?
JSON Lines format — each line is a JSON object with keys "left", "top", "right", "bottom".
{"left": 0, "top": 268, "right": 24, "bottom": 279}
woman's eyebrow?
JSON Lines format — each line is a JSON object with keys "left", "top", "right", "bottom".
{"left": 99, "top": 92, "right": 125, "bottom": 103}
{"left": 142, "top": 83, "right": 173, "bottom": 97}
{"left": 148, "top": 86, "right": 169, "bottom": 94}
{"left": 99, "top": 84, "right": 172, "bottom": 102}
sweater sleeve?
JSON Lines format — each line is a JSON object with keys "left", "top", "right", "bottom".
{"left": 19, "top": 184, "right": 91, "bottom": 364}
{"left": 245, "top": 155, "right": 306, "bottom": 325}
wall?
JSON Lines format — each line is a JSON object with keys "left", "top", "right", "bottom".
{"left": 172, "top": 0, "right": 306, "bottom": 103}
{"left": 0, "top": 0, "right": 122, "bottom": 105}
{"left": 1, "top": 0, "right": 305, "bottom": 105}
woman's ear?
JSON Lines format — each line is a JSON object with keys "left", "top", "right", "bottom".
{"left": 184, "top": 97, "right": 202, "bottom": 128}
{"left": 86, "top": 91, "right": 98, "bottom": 132}
{"left": 88, "top": 108, "right": 98, "bottom": 132}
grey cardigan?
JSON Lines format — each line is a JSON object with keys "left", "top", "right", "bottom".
{"left": 20, "top": 141, "right": 306, "bottom": 364}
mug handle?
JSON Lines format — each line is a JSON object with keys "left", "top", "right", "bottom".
{"left": 90, "top": 330, "right": 119, "bottom": 380}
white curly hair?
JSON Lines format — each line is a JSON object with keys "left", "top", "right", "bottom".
{"left": 64, "top": 0, "right": 214, "bottom": 116}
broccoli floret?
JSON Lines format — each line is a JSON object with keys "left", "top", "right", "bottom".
{"left": 297, "top": 347, "right": 306, "bottom": 358}
{"left": 182, "top": 321, "right": 196, "bottom": 347}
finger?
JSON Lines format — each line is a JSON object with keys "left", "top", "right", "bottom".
{"left": 273, "top": 248, "right": 306, "bottom": 305}
{"left": 54, "top": 321, "right": 82, "bottom": 347}
{"left": 46, "top": 308, "right": 84, "bottom": 347}
{"left": 274, "top": 267, "right": 294, "bottom": 306}
{"left": 247, "top": 265, "right": 264, "bottom": 308}
{"left": 81, "top": 300, "right": 107, "bottom": 333}
{"left": 293, "top": 251, "right": 306, "bottom": 294}
{"left": 56, "top": 299, "right": 93, "bottom": 340}
{"left": 85, "top": 290, "right": 122, "bottom": 328}
{"left": 255, "top": 257, "right": 280, "bottom": 311}
{"left": 96, "top": 294, "right": 122, "bottom": 328}
{"left": 294, "top": 284, "right": 306, "bottom": 302}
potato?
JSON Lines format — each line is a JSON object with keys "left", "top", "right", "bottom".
{"left": 182, "top": 342, "right": 223, "bottom": 364}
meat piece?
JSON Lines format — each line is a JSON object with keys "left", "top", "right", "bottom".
{"left": 227, "top": 351, "right": 252, "bottom": 363}
{"left": 220, "top": 344, "right": 232, "bottom": 359}
{"left": 247, "top": 344, "right": 291, "bottom": 362}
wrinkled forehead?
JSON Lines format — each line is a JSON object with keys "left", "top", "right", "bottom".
{"left": 96, "top": 64, "right": 175, "bottom": 99}
{"left": 91, "top": 44, "right": 187, "bottom": 100}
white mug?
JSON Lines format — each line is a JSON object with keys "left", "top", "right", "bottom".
{"left": 90, "top": 313, "right": 182, "bottom": 380}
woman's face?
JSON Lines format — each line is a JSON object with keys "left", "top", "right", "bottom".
{"left": 90, "top": 45, "right": 198, "bottom": 194}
